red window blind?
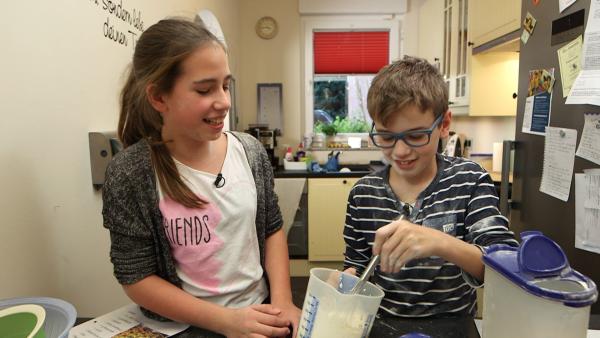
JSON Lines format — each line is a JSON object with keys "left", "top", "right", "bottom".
{"left": 313, "top": 31, "right": 389, "bottom": 74}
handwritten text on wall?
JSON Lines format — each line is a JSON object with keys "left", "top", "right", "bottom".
{"left": 88, "top": 0, "right": 145, "bottom": 50}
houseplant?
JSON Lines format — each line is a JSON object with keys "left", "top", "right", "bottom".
{"left": 314, "top": 117, "right": 369, "bottom": 147}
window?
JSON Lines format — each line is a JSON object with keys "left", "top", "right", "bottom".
{"left": 313, "top": 75, "right": 374, "bottom": 132}
{"left": 302, "top": 16, "right": 400, "bottom": 137}
{"left": 311, "top": 31, "right": 388, "bottom": 134}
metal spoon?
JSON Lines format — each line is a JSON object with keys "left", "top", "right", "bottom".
{"left": 348, "top": 214, "right": 406, "bottom": 295}
{"left": 348, "top": 254, "right": 380, "bottom": 294}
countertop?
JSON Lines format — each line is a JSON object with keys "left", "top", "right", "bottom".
{"left": 274, "top": 163, "right": 381, "bottom": 179}
{"left": 171, "top": 316, "right": 480, "bottom": 338}
{"left": 275, "top": 164, "right": 510, "bottom": 183}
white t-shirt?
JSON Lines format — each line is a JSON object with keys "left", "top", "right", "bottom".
{"left": 157, "top": 133, "right": 268, "bottom": 308}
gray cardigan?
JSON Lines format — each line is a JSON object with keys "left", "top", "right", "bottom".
{"left": 102, "top": 131, "right": 283, "bottom": 321}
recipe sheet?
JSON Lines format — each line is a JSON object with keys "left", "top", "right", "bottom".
{"left": 69, "top": 304, "right": 189, "bottom": 338}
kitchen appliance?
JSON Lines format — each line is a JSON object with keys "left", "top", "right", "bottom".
{"left": 296, "top": 268, "right": 384, "bottom": 338}
{"left": 244, "top": 124, "right": 281, "bottom": 167}
{"left": 439, "top": 132, "right": 463, "bottom": 157}
{"left": 500, "top": 0, "right": 600, "bottom": 315}
{"left": 482, "top": 231, "right": 597, "bottom": 338}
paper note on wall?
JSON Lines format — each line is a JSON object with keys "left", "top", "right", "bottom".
{"left": 540, "top": 127, "right": 577, "bottom": 201}
{"left": 557, "top": 35, "right": 583, "bottom": 98}
{"left": 576, "top": 113, "right": 600, "bottom": 165}
{"left": 575, "top": 170, "right": 600, "bottom": 254}
{"left": 559, "top": 0, "right": 577, "bottom": 13}
{"left": 566, "top": 0, "right": 600, "bottom": 106}
{"left": 523, "top": 69, "right": 554, "bottom": 135}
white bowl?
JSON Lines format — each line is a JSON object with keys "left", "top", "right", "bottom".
{"left": 0, "top": 297, "right": 76, "bottom": 338}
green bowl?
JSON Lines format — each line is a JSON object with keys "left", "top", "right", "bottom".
{"left": 0, "top": 304, "right": 46, "bottom": 338}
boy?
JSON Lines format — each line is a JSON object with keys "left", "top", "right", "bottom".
{"left": 343, "top": 57, "right": 518, "bottom": 317}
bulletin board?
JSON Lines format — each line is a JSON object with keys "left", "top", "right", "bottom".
{"left": 257, "top": 83, "right": 283, "bottom": 132}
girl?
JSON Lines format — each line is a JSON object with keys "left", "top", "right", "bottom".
{"left": 102, "top": 18, "right": 300, "bottom": 338}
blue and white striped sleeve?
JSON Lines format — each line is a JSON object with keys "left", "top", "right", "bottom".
{"left": 464, "top": 171, "right": 518, "bottom": 248}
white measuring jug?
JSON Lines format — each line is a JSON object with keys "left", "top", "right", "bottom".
{"left": 296, "top": 268, "right": 384, "bottom": 338}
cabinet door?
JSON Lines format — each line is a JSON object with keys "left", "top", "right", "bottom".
{"left": 418, "top": 0, "right": 444, "bottom": 66}
{"left": 444, "top": 0, "right": 470, "bottom": 111}
{"left": 308, "top": 178, "right": 359, "bottom": 261}
{"left": 469, "top": 0, "right": 520, "bottom": 47}
{"left": 469, "top": 52, "right": 519, "bottom": 116}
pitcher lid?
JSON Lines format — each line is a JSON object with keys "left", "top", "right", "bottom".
{"left": 482, "top": 231, "right": 598, "bottom": 307}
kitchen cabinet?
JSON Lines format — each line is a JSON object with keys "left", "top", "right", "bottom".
{"left": 444, "top": 0, "right": 470, "bottom": 114}
{"left": 469, "top": 51, "right": 519, "bottom": 116}
{"left": 417, "top": 0, "right": 444, "bottom": 66}
{"left": 469, "top": 0, "right": 521, "bottom": 48}
{"left": 418, "top": 1, "right": 520, "bottom": 117}
{"left": 307, "top": 177, "right": 359, "bottom": 261}
{"left": 417, "top": 0, "right": 470, "bottom": 115}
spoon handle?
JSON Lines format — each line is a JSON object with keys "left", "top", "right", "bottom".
{"left": 348, "top": 214, "right": 406, "bottom": 294}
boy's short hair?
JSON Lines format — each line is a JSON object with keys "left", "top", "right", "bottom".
{"left": 367, "top": 56, "right": 448, "bottom": 126}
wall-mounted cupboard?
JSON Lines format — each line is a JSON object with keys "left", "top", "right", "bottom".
{"left": 417, "top": 0, "right": 520, "bottom": 117}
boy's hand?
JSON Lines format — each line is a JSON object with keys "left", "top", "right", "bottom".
{"left": 223, "top": 304, "right": 291, "bottom": 338}
{"left": 373, "top": 218, "right": 448, "bottom": 273}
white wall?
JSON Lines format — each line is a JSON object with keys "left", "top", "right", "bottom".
{"left": 451, "top": 116, "right": 516, "bottom": 154}
{"left": 0, "top": 0, "right": 240, "bottom": 317}
{"left": 238, "top": 0, "right": 302, "bottom": 154}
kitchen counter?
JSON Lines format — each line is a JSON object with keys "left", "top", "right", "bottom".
{"left": 275, "top": 164, "right": 511, "bottom": 182}
{"left": 171, "top": 316, "right": 480, "bottom": 338}
{"left": 274, "top": 163, "right": 384, "bottom": 179}
{"left": 489, "top": 171, "right": 513, "bottom": 183}
{"left": 370, "top": 316, "right": 480, "bottom": 337}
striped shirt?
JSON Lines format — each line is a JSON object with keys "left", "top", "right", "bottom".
{"left": 343, "top": 154, "right": 518, "bottom": 318}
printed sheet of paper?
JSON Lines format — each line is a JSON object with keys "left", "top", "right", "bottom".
{"left": 560, "top": 0, "right": 577, "bottom": 13}
{"left": 567, "top": 0, "right": 600, "bottom": 105}
{"left": 576, "top": 113, "right": 600, "bottom": 165}
{"left": 557, "top": 35, "right": 583, "bottom": 97}
{"left": 540, "top": 127, "right": 577, "bottom": 201}
{"left": 69, "top": 303, "right": 189, "bottom": 338}
{"left": 522, "top": 69, "right": 554, "bottom": 135}
{"left": 566, "top": 70, "right": 600, "bottom": 105}
{"left": 575, "top": 169, "right": 600, "bottom": 254}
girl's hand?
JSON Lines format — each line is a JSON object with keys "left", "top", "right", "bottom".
{"left": 223, "top": 304, "right": 291, "bottom": 338}
{"left": 373, "top": 218, "right": 449, "bottom": 273}
{"left": 271, "top": 300, "right": 301, "bottom": 338}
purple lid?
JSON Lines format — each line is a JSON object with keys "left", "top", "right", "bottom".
{"left": 399, "top": 334, "right": 431, "bottom": 338}
{"left": 482, "top": 232, "right": 598, "bottom": 307}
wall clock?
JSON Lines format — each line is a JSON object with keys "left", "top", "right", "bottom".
{"left": 255, "top": 16, "right": 278, "bottom": 40}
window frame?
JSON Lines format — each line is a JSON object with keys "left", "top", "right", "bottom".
{"left": 301, "top": 15, "right": 401, "bottom": 137}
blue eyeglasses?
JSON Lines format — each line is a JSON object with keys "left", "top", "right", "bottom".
{"left": 369, "top": 113, "right": 444, "bottom": 148}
